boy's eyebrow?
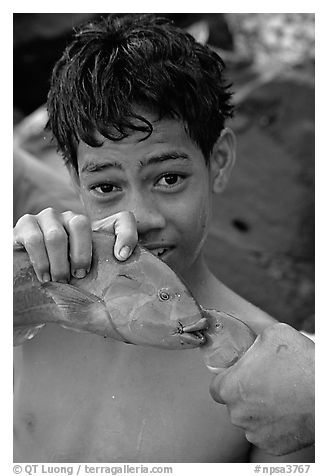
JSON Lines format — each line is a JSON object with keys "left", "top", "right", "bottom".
{"left": 81, "top": 161, "right": 123, "bottom": 174}
{"left": 81, "top": 152, "right": 190, "bottom": 174}
{"left": 141, "top": 152, "right": 190, "bottom": 167}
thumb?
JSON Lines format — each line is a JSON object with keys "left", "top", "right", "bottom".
{"left": 209, "top": 368, "right": 230, "bottom": 404}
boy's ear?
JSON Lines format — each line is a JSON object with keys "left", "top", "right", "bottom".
{"left": 209, "top": 127, "right": 236, "bottom": 194}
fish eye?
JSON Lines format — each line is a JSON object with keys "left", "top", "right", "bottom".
{"left": 158, "top": 290, "right": 170, "bottom": 301}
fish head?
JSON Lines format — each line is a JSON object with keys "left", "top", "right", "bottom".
{"left": 102, "top": 246, "right": 208, "bottom": 349}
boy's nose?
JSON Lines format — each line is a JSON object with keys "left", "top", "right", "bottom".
{"left": 126, "top": 193, "right": 166, "bottom": 236}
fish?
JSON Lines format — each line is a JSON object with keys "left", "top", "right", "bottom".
{"left": 13, "top": 230, "right": 208, "bottom": 349}
{"left": 199, "top": 308, "right": 256, "bottom": 372}
{"left": 14, "top": 230, "right": 257, "bottom": 364}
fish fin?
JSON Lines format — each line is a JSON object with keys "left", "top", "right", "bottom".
{"left": 42, "top": 282, "right": 124, "bottom": 341}
{"left": 42, "top": 282, "right": 103, "bottom": 313}
{"left": 42, "top": 282, "right": 104, "bottom": 331}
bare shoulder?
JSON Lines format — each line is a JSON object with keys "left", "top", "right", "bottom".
{"left": 13, "top": 146, "right": 84, "bottom": 221}
{"left": 202, "top": 273, "right": 277, "bottom": 335}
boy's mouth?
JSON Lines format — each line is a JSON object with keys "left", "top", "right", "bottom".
{"left": 143, "top": 245, "right": 174, "bottom": 260}
{"left": 151, "top": 248, "right": 169, "bottom": 258}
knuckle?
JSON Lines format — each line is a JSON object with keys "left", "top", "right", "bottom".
{"left": 24, "top": 232, "right": 43, "bottom": 249}
{"left": 38, "top": 207, "right": 57, "bottom": 218}
{"left": 274, "top": 322, "right": 292, "bottom": 333}
{"left": 15, "top": 213, "right": 34, "bottom": 228}
{"left": 44, "top": 228, "right": 67, "bottom": 244}
{"left": 62, "top": 210, "right": 76, "bottom": 220}
{"left": 68, "top": 214, "right": 90, "bottom": 230}
{"left": 16, "top": 213, "right": 30, "bottom": 223}
{"left": 265, "top": 322, "right": 287, "bottom": 334}
{"left": 260, "top": 322, "right": 293, "bottom": 344}
{"left": 116, "top": 211, "right": 137, "bottom": 228}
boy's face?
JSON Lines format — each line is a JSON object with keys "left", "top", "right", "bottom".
{"left": 74, "top": 113, "right": 233, "bottom": 279}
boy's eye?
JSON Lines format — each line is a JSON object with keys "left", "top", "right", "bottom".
{"left": 155, "top": 174, "right": 184, "bottom": 188}
{"left": 90, "top": 183, "right": 120, "bottom": 195}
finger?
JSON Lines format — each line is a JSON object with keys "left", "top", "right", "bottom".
{"left": 92, "top": 214, "right": 117, "bottom": 233}
{"left": 14, "top": 215, "right": 51, "bottom": 282}
{"left": 92, "top": 211, "right": 138, "bottom": 261}
{"left": 113, "top": 211, "right": 138, "bottom": 261}
{"left": 62, "top": 212, "right": 92, "bottom": 278}
{"left": 37, "top": 209, "right": 70, "bottom": 282}
{"left": 209, "top": 370, "right": 230, "bottom": 404}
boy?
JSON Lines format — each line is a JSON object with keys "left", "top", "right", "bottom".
{"left": 13, "top": 14, "right": 314, "bottom": 462}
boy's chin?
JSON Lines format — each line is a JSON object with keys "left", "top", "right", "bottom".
{"left": 163, "top": 249, "right": 199, "bottom": 280}
{"left": 158, "top": 248, "right": 177, "bottom": 269}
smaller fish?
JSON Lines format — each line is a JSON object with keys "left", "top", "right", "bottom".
{"left": 14, "top": 231, "right": 208, "bottom": 349}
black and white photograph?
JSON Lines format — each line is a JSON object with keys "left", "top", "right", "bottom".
{"left": 13, "top": 12, "right": 315, "bottom": 467}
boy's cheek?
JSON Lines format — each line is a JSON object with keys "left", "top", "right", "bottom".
{"left": 79, "top": 194, "right": 114, "bottom": 222}
{"left": 179, "top": 194, "right": 211, "bottom": 239}
{"left": 174, "top": 205, "right": 211, "bottom": 256}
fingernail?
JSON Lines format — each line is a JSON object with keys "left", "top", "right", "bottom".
{"left": 74, "top": 269, "right": 86, "bottom": 279}
{"left": 119, "top": 246, "right": 131, "bottom": 260}
{"left": 42, "top": 273, "right": 51, "bottom": 283}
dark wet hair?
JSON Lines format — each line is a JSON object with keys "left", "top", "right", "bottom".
{"left": 47, "top": 14, "right": 234, "bottom": 171}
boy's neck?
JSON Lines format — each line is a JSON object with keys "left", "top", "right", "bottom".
{"left": 181, "top": 252, "right": 218, "bottom": 306}
{"left": 184, "top": 252, "right": 277, "bottom": 334}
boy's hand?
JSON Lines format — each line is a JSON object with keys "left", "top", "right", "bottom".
{"left": 13, "top": 208, "right": 138, "bottom": 283}
{"left": 209, "top": 323, "right": 315, "bottom": 456}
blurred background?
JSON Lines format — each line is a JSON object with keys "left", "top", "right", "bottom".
{"left": 13, "top": 13, "right": 315, "bottom": 332}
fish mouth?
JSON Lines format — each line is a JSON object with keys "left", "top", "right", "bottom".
{"left": 175, "top": 317, "right": 208, "bottom": 346}
{"left": 180, "top": 331, "right": 207, "bottom": 346}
